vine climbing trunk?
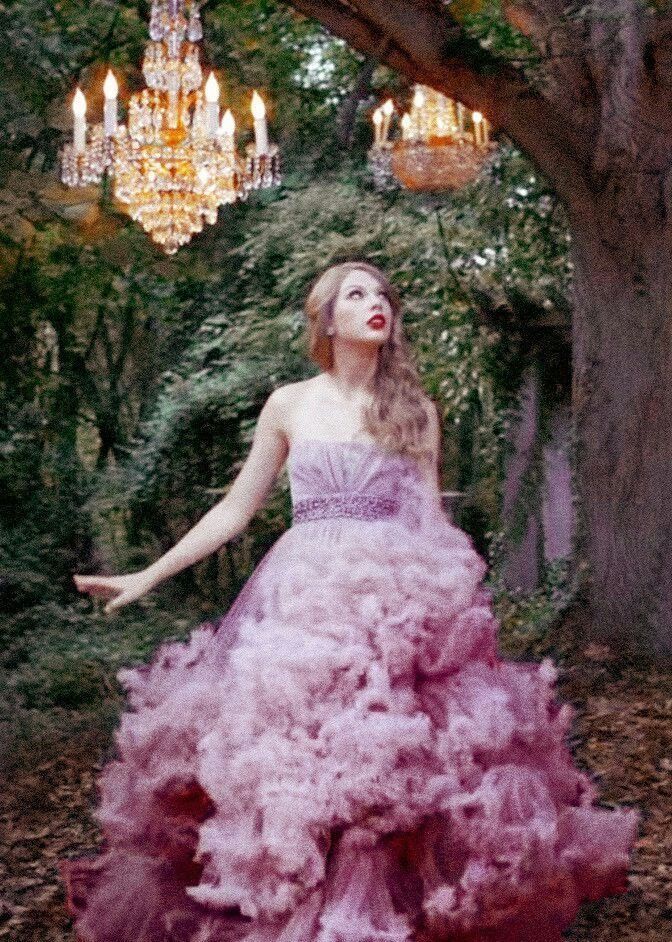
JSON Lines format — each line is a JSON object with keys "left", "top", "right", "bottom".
{"left": 569, "top": 187, "right": 672, "bottom": 656}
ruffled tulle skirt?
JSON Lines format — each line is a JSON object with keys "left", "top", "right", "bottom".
{"left": 60, "top": 510, "right": 640, "bottom": 942}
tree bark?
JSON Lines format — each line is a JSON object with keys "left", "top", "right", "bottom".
{"left": 568, "top": 187, "right": 672, "bottom": 657}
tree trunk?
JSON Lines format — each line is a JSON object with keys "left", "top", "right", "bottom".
{"left": 336, "top": 55, "right": 377, "bottom": 149}
{"left": 569, "top": 185, "right": 672, "bottom": 657}
{"left": 501, "top": 366, "right": 544, "bottom": 593}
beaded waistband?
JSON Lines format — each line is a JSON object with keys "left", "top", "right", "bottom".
{"left": 293, "top": 493, "right": 400, "bottom": 523}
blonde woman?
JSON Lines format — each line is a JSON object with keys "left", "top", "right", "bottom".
{"left": 61, "top": 262, "right": 639, "bottom": 942}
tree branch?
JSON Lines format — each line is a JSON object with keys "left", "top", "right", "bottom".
{"left": 348, "top": 0, "right": 463, "bottom": 67}
{"left": 337, "top": 53, "right": 380, "bottom": 148}
{"left": 284, "top": 0, "right": 595, "bottom": 209}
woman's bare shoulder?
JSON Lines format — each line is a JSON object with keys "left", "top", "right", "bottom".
{"left": 267, "top": 377, "right": 323, "bottom": 436}
{"left": 272, "top": 377, "right": 314, "bottom": 397}
{"left": 270, "top": 376, "right": 323, "bottom": 410}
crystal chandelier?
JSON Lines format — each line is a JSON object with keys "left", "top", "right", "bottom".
{"left": 59, "top": 0, "right": 280, "bottom": 255}
{"left": 368, "top": 85, "right": 495, "bottom": 192}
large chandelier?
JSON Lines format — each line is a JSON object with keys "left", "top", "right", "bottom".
{"left": 59, "top": 0, "right": 280, "bottom": 254}
{"left": 368, "top": 85, "right": 495, "bottom": 192}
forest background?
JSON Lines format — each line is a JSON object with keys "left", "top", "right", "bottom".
{"left": 0, "top": 1, "right": 668, "bottom": 940}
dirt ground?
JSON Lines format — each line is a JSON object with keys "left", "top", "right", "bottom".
{"left": 0, "top": 605, "right": 670, "bottom": 942}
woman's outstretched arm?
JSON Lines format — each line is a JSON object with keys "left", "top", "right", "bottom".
{"left": 74, "top": 389, "right": 289, "bottom": 613}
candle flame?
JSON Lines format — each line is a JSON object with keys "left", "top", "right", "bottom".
{"left": 205, "top": 71, "right": 220, "bottom": 103}
{"left": 220, "top": 109, "right": 236, "bottom": 135}
{"left": 472, "top": 111, "right": 483, "bottom": 123}
{"left": 72, "top": 87, "right": 87, "bottom": 116}
{"left": 382, "top": 98, "right": 394, "bottom": 116}
{"left": 372, "top": 108, "right": 382, "bottom": 126}
{"left": 401, "top": 113, "right": 411, "bottom": 130}
{"left": 251, "top": 90, "right": 266, "bottom": 120}
{"left": 103, "top": 70, "right": 118, "bottom": 99}
{"left": 413, "top": 87, "right": 425, "bottom": 109}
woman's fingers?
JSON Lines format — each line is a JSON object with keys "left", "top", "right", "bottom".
{"left": 73, "top": 575, "right": 120, "bottom": 599}
{"left": 104, "top": 594, "right": 125, "bottom": 615}
{"left": 73, "top": 571, "right": 151, "bottom": 613}
{"left": 106, "top": 589, "right": 141, "bottom": 614}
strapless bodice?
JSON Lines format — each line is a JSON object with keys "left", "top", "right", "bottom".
{"left": 287, "top": 438, "right": 425, "bottom": 526}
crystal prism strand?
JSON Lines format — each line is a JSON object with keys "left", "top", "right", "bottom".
{"left": 166, "top": 58, "right": 180, "bottom": 97}
{"left": 182, "top": 45, "right": 201, "bottom": 93}
{"left": 166, "top": 0, "right": 188, "bottom": 58}
{"left": 127, "top": 95, "right": 140, "bottom": 141}
{"left": 151, "top": 95, "right": 163, "bottom": 143}
{"left": 140, "top": 90, "right": 153, "bottom": 143}
{"left": 191, "top": 90, "right": 206, "bottom": 140}
{"left": 166, "top": 85, "right": 180, "bottom": 130}
{"left": 167, "top": 28, "right": 180, "bottom": 59}
{"left": 142, "top": 43, "right": 154, "bottom": 87}
{"left": 143, "top": 43, "right": 157, "bottom": 88}
{"left": 188, "top": 3, "right": 203, "bottom": 42}
{"left": 149, "top": 1, "right": 167, "bottom": 41}
{"left": 180, "top": 98, "right": 192, "bottom": 133}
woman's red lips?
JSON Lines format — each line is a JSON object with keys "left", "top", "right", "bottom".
{"left": 367, "top": 315, "right": 386, "bottom": 328}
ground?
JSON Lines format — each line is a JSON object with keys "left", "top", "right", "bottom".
{"left": 0, "top": 604, "right": 670, "bottom": 941}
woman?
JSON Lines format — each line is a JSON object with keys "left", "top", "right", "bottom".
{"left": 62, "top": 261, "right": 639, "bottom": 942}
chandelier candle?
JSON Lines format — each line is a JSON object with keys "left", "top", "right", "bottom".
{"left": 204, "top": 72, "right": 220, "bottom": 139}
{"left": 372, "top": 108, "right": 383, "bottom": 147}
{"left": 381, "top": 98, "right": 394, "bottom": 144}
{"left": 251, "top": 91, "right": 269, "bottom": 155}
{"left": 473, "top": 112, "right": 483, "bottom": 147}
{"left": 219, "top": 109, "right": 235, "bottom": 152}
{"left": 103, "top": 71, "right": 118, "bottom": 137}
{"left": 412, "top": 87, "right": 427, "bottom": 139}
{"left": 72, "top": 89, "right": 87, "bottom": 153}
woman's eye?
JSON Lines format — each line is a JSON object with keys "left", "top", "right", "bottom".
{"left": 348, "top": 289, "right": 363, "bottom": 298}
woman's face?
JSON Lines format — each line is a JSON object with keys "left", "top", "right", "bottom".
{"left": 330, "top": 269, "right": 393, "bottom": 345}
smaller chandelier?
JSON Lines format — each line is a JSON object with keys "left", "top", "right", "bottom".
{"left": 368, "top": 85, "right": 496, "bottom": 192}
{"left": 59, "top": 0, "right": 280, "bottom": 254}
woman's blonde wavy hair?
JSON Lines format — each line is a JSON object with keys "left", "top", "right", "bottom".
{"left": 303, "top": 261, "right": 436, "bottom": 463}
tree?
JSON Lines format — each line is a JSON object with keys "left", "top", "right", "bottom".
{"left": 280, "top": 0, "right": 672, "bottom": 658}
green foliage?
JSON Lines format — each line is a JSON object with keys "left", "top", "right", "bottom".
{"left": 448, "top": 0, "right": 540, "bottom": 73}
{"left": 0, "top": 220, "right": 211, "bottom": 605}
{"left": 0, "top": 596, "right": 207, "bottom": 775}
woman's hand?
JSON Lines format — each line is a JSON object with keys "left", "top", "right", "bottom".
{"left": 73, "top": 571, "right": 155, "bottom": 615}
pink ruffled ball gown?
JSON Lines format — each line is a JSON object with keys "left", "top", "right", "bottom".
{"left": 60, "top": 438, "right": 640, "bottom": 942}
